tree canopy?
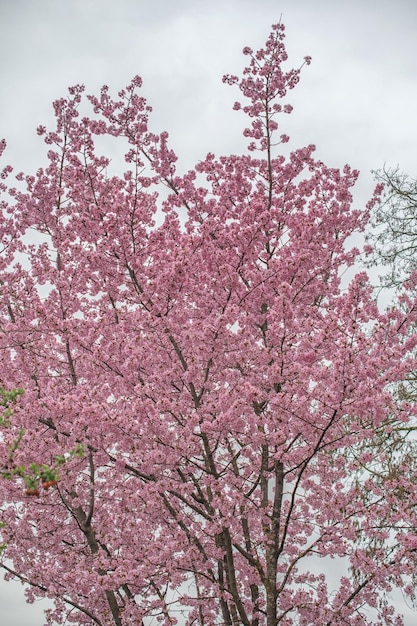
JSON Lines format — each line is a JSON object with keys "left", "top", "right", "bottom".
{"left": 1, "top": 23, "right": 417, "bottom": 626}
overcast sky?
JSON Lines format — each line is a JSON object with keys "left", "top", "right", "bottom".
{"left": 0, "top": 0, "right": 417, "bottom": 624}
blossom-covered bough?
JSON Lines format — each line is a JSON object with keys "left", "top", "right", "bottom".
{"left": 0, "top": 22, "right": 417, "bottom": 626}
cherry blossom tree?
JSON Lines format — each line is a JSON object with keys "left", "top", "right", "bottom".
{"left": 1, "top": 23, "right": 417, "bottom": 626}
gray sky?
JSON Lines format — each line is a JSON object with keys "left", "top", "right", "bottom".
{"left": 0, "top": 0, "right": 416, "bottom": 624}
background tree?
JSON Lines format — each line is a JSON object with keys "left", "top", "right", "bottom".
{"left": 367, "top": 167, "right": 417, "bottom": 289}
{"left": 367, "top": 167, "right": 417, "bottom": 401}
{"left": 1, "top": 23, "right": 417, "bottom": 626}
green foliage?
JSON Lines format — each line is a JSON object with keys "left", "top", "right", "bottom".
{"left": 0, "top": 387, "right": 85, "bottom": 496}
{"left": 0, "top": 521, "right": 5, "bottom": 555}
{"left": 0, "top": 386, "right": 24, "bottom": 426}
